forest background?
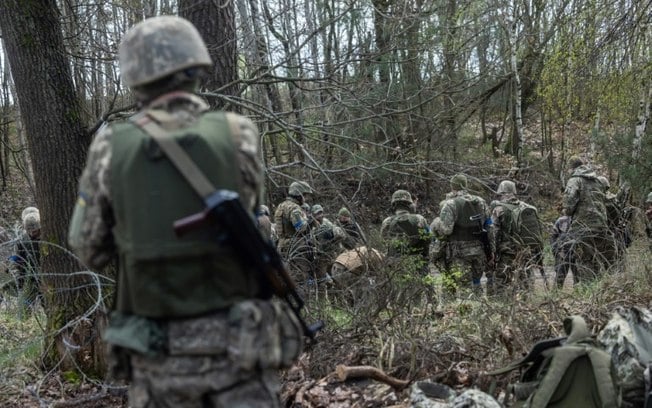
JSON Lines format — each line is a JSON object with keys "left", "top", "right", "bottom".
{"left": 0, "top": 0, "right": 651, "bottom": 406}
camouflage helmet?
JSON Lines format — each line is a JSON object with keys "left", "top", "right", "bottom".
{"left": 391, "top": 189, "right": 414, "bottom": 205}
{"left": 118, "top": 16, "right": 212, "bottom": 88}
{"left": 497, "top": 180, "right": 517, "bottom": 195}
{"left": 301, "top": 203, "right": 311, "bottom": 214}
{"left": 597, "top": 176, "right": 610, "bottom": 191}
{"left": 23, "top": 213, "right": 41, "bottom": 233}
{"left": 311, "top": 204, "right": 324, "bottom": 214}
{"left": 288, "top": 181, "right": 314, "bottom": 197}
{"left": 21, "top": 206, "right": 39, "bottom": 223}
{"left": 646, "top": 192, "right": 652, "bottom": 203}
{"left": 568, "top": 155, "right": 584, "bottom": 169}
{"left": 450, "top": 174, "right": 468, "bottom": 190}
{"left": 257, "top": 205, "right": 270, "bottom": 216}
{"left": 338, "top": 207, "right": 351, "bottom": 217}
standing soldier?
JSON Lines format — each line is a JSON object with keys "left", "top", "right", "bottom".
{"left": 563, "top": 157, "right": 614, "bottom": 281}
{"left": 68, "top": 16, "right": 302, "bottom": 407}
{"left": 336, "top": 207, "right": 366, "bottom": 249}
{"left": 551, "top": 210, "right": 574, "bottom": 288}
{"left": 490, "top": 180, "right": 544, "bottom": 294}
{"left": 432, "top": 174, "right": 493, "bottom": 294}
{"left": 11, "top": 209, "right": 42, "bottom": 315}
{"left": 381, "top": 190, "right": 431, "bottom": 274}
{"left": 274, "top": 181, "right": 317, "bottom": 281}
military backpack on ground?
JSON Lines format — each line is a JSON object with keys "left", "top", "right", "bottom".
{"left": 489, "top": 315, "right": 618, "bottom": 408}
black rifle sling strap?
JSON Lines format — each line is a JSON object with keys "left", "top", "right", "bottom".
{"left": 134, "top": 108, "right": 226, "bottom": 200}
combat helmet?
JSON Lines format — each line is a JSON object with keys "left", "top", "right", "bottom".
{"left": 338, "top": 207, "right": 351, "bottom": 218}
{"left": 23, "top": 213, "right": 41, "bottom": 234}
{"left": 391, "top": 190, "right": 414, "bottom": 206}
{"left": 497, "top": 180, "right": 516, "bottom": 195}
{"left": 450, "top": 174, "right": 468, "bottom": 190}
{"left": 311, "top": 204, "right": 324, "bottom": 214}
{"left": 21, "top": 207, "right": 39, "bottom": 223}
{"left": 118, "top": 16, "right": 212, "bottom": 88}
{"left": 288, "top": 181, "right": 314, "bottom": 198}
{"left": 597, "top": 176, "right": 610, "bottom": 191}
{"left": 646, "top": 192, "right": 652, "bottom": 203}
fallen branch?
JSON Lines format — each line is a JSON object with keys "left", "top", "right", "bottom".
{"left": 335, "top": 364, "right": 410, "bottom": 390}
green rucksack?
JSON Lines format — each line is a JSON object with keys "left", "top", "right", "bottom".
{"left": 489, "top": 315, "right": 618, "bottom": 408}
{"left": 500, "top": 201, "right": 544, "bottom": 252}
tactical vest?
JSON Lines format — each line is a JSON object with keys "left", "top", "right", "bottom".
{"left": 110, "top": 112, "right": 261, "bottom": 318}
{"left": 449, "top": 195, "right": 484, "bottom": 242}
{"left": 386, "top": 212, "right": 428, "bottom": 257}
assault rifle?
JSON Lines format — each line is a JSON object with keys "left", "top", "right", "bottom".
{"left": 173, "top": 189, "right": 324, "bottom": 340}
{"left": 470, "top": 213, "right": 493, "bottom": 264}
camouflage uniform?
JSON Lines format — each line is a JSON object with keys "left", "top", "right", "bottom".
{"left": 490, "top": 180, "right": 543, "bottom": 294}
{"left": 551, "top": 215, "right": 574, "bottom": 288}
{"left": 273, "top": 182, "right": 316, "bottom": 282}
{"left": 256, "top": 205, "right": 273, "bottom": 242}
{"left": 311, "top": 205, "right": 346, "bottom": 281}
{"left": 11, "top": 212, "right": 42, "bottom": 313}
{"left": 563, "top": 163, "right": 615, "bottom": 281}
{"left": 381, "top": 190, "right": 431, "bottom": 275}
{"left": 432, "top": 175, "right": 493, "bottom": 293}
{"left": 68, "top": 16, "right": 301, "bottom": 408}
{"left": 336, "top": 207, "right": 366, "bottom": 250}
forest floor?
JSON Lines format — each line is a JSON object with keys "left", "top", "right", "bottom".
{"left": 1, "top": 240, "right": 649, "bottom": 407}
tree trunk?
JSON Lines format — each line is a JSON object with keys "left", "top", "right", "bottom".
{"left": 0, "top": 0, "right": 100, "bottom": 372}
{"left": 180, "top": 0, "right": 240, "bottom": 110}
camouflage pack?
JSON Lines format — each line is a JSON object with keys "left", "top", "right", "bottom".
{"left": 499, "top": 201, "right": 543, "bottom": 251}
{"left": 489, "top": 315, "right": 618, "bottom": 408}
{"left": 597, "top": 306, "right": 652, "bottom": 408}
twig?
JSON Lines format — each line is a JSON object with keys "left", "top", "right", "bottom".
{"left": 335, "top": 364, "right": 410, "bottom": 390}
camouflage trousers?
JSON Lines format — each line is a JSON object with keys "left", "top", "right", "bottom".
{"left": 568, "top": 230, "right": 616, "bottom": 283}
{"left": 129, "top": 354, "right": 281, "bottom": 408}
{"left": 442, "top": 241, "right": 485, "bottom": 295}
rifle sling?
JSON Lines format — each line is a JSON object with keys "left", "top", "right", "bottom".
{"left": 134, "top": 110, "right": 217, "bottom": 200}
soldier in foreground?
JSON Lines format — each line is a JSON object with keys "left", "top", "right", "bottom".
{"left": 68, "top": 16, "right": 302, "bottom": 407}
{"left": 432, "top": 174, "right": 493, "bottom": 294}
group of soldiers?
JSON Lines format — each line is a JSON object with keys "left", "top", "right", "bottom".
{"left": 267, "top": 156, "right": 646, "bottom": 297}
{"left": 256, "top": 181, "right": 367, "bottom": 284}
{"left": 1, "top": 14, "right": 647, "bottom": 407}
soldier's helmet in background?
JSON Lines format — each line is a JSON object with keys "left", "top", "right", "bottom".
{"left": 646, "top": 192, "right": 652, "bottom": 204}
{"left": 391, "top": 189, "right": 414, "bottom": 206}
{"left": 118, "top": 16, "right": 212, "bottom": 88}
{"left": 497, "top": 180, "right": 517, "bottom": 195}
{"left": 311, "top": 204, "right": 324, "bottom": 214}
{"left": 23, "top": 213, "right": 41, "bottom": 234}
{"left": 450, "top": 174, "right": 468, "bottom": 190}
{"left": 21, "top": 207, "right": 39, "bottom": 224}
{"left": 288, "top": 181, "right": 314, "bottom": 198}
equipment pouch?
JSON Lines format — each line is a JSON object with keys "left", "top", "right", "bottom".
{"left": 103, "top": 311, "right": 165, "bottom": 356}
{"left": 167, "top": 311, "right": 229, "bottom": 356}
{"left": 227, "top": 299, "right": 303, "bottom": 370}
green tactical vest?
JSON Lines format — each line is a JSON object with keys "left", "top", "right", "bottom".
{"left": 449, "top": 195, "right": 484, "bottom": 242}
{"left": 110, "top": 112, "right": 261, "bottom": 318}
{"left": 386, "top": 213, "right": 428, "bottom": 257}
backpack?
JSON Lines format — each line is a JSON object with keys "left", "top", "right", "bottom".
{"left": 387, "top": 213, "right": 428, "bottom": 256}
{"left": 597, "top": 306, "right": 652, "bottom": 408}
{"left": 501, "top": 201, "right": 544, "bottom": 252}
{"left": 489, "top": 315, "right": 618, "bottom": 408}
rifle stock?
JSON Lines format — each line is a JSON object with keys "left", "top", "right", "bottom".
{"left": 174, "top": 189, "right": 324, "bottom": 340}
